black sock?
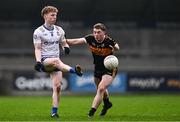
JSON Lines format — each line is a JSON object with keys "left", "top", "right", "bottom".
{"left": 89, "top": 107, "right": 96, "bottom": 116}
{"left": 103, "top": 98, "right": 110, "bottom": 105}
{"left": 90, "top": 108, "right": 96, "bottom": 112}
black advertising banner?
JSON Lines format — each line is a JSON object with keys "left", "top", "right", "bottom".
{"left": 6, "top": 70, "right": 180, "bottom": 93}
{"left": 127, "top": 71, "right": 180, "bottom": 92}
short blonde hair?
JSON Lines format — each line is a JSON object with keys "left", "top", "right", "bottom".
{"left": 41, "top": 6, "right": 58, "bottom": 17}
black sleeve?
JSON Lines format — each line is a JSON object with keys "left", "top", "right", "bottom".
{"left": 85, "top": 34, "right": 94, "bottom": 44}
{"left": 109, "top": 36, "right": 117, "bottom": 46}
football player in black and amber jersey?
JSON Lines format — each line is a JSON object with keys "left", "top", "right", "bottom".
{"left": 66, "top": 23, "right": 119, "bottom": 117}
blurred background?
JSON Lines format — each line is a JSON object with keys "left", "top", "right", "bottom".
{"left": 0, "top": 0, "right": 180, "bottom": 95}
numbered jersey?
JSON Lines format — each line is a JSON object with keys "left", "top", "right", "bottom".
{"left": 33, "top": 25, "right": 65, "bottom": 58}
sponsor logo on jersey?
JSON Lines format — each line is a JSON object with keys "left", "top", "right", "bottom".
{"left": 44, "top": 41, "right": 59, "bottom": 45}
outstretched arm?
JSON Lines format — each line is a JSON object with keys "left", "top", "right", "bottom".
{"left": 66, "top": 38, "right": 86, "bottom": 45}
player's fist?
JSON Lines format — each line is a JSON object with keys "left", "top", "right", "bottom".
{"left": 34, "top": 62, "right": 44, "bottom": 72}
{"left": 64, "top": 47, "right": 70, "bottom": 55}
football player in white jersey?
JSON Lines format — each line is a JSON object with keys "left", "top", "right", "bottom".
{"left": 33, "top": 6, "right": 83, "bottom": 118}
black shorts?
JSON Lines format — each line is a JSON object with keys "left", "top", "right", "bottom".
{"left": 41, "top": 57, "right": 48, "bottom": 62}
{"left": 94, "top": 66, "right": 117, "bottom": 79}
{"left": 41, "top": 56, "right": 58, "bottom": 62}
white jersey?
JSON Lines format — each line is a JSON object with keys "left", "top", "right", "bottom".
{"left": 33, "top": 25, "right": 65, "bottom": 59}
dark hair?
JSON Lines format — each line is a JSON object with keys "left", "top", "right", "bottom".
{"left": 93, "top": 23, "right": 107, "bottom": 32}
{"left": 41, "top": 6, "right": 58, "bottom": 17}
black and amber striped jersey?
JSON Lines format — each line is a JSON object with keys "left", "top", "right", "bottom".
{"left": 85, "top": 34, "right": 117, "bottom": 67}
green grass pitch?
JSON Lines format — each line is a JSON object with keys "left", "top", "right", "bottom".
{"left": 0, "top": 94, "right": 180, "bottom": 121}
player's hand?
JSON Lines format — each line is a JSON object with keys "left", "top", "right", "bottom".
{"left": 34, "top": 62, "right": 44, "bottom": 72}
{"left": 112, "top": 68, "right": 118, "bottom": 78}
{"left": 64, "top": 47, "right": 70, "bottom": 55}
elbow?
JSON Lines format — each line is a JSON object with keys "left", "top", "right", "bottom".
{"left": 66, "top": 40, "right": 73, "bottom": 45}
{"left": 66, "top": 39, "right": 70, "bottom": 45}
{"left": 114, "top": 44, "right": 120, "bottom": 51}
{"left": 35, "top": 47, "right": 41, "bottom": 52}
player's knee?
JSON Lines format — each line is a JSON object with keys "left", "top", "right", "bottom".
{"left": 56, "top": 85, "right": 61, "bottom": 93}
{"left": 52, "top": 59, "right": 60, "bottom": 67}
{"left": 98, "top": 85, "right": 106, "bottom": 93}
{"left": 54, "top": 82, "right": 61, "bottom": 90}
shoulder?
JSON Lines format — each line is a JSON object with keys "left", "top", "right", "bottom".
{"left": 85, "top": 34, "right": 94, "bottom": 38}
{"left": 84, "top": 34, "right": 94, "bottom": 43}
{"left": 54, "top": 25, "right": 65, "bottom": 34}
{"left": 33, "top": 26, "right": 45, "bottom": 35}
{"left": 105, "top": 35, "right": 113, "bottom": 41}
{"left": 85, "top": 34, "right": 94, "bottom": 40}
{"left": 105, "top": 35, "right": 117, "bottom": 45}
{"left": 105, "top": 35, "right": 116, "bottom": 43}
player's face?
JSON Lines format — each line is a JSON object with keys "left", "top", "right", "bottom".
{"left": 44, "top": 12, "right": 57, "bottom": 25}
{"left": 93, "top": 28, "right": 105, "bottom": 42}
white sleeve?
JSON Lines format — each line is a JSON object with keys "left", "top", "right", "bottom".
{"left": 33, "top": 29, "right": 41, "bottom": 43}
{"left": 82, "top": 37, "right": 87, "bottom": 43}
{"left": 60, "top": 28, "right": 66, "bottom": 42}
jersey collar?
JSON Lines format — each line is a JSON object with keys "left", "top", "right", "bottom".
{"left": 43, "top": 24, "right": 54, "bottom": 31}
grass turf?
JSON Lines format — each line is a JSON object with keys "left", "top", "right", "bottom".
{"left": 0, "top": 94, "right": 180, "bottom": 121}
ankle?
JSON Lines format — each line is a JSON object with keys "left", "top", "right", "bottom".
{"left": 91, "top": 107, "right": 96, "bottom": 112}
{"left": 103, "top": 98, "right": 110, "bottom": 105}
